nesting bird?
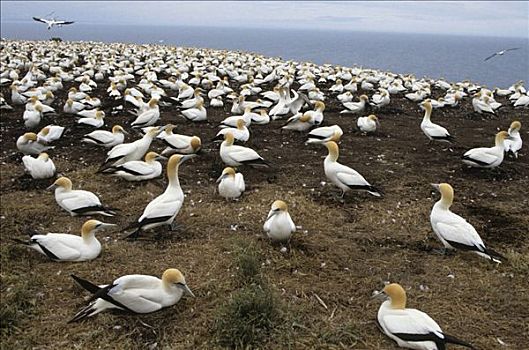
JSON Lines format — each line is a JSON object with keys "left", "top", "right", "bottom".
{"left": 357, "top": 114, "right": 380, "bottom": 133}
{"left": 462, "top": 131, "right": 511, "bottom": 168}
{"left": 22, "top": 152, "right": 56, "bottom": 179}
{"left": 263, "top": 200, "right": 296, "bottom": 242}
{"left": 306, "top": 125, "right": 343, "bottom": 144}
{"left": 103, "top": 151, "right": 165, "bottom": 181}
{"left": 14, "top": 220, "right": 115, "bottom": 262}
{"left": 376, "top": 283, "right": 475, "bottom": 350}
{"left": 17, "top": 132, "right": 54, "bottom": 155}
{"left": 70, "top": 268, "right": 194, "bottom": 322}
{"left": 220, "top": 132, "right": 269, "bottom": 168}
{"left": 430, "top": 183, "right": 505, "bottom": 263}
{"left": 48, "top": 177, "right": 117, "bottom": 216}
{"left": 217, "top": 167, "right": 245, "bottom": 200}
{"left": 83, "top": 125, "right": 127, "bottom": 147}
{"left": 158, "top": 124, "right": 202, "bottom": 155}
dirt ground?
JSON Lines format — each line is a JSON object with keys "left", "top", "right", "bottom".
{"left": 1, "top": 62, "right": 528, "bottom": 349}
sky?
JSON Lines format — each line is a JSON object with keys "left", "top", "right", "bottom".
{"left": 1, "top": 1, "right": 528, "bottom": 38}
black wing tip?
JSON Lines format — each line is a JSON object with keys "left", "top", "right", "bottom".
{"left": 444, "top": 333, "right": 476, "bottom": 349}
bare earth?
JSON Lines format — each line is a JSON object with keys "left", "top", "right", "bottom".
{"left": 1, "top": 61, "right": 528, "bottom": 349}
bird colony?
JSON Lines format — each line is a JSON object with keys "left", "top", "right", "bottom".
{"left": 1, "top": 39, "right": 528, "bottom": 349}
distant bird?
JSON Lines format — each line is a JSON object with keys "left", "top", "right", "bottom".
{"left": 484, "top": 48, "right": 520, "bottom": 61}
{"left": 33, "top": 16, "right": 75, "bottom": 30}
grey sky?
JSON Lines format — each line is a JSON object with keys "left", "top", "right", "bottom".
{"left": 1, "top": 1, "right": 527, "bottom": 38}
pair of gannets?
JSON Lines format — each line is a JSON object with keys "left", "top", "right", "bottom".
{"left": 48, "top": 177, "right": 117, "bottom": 216}
{"left": 376, "top": 283, "right": 475, "bottom": 350}
{"left": 431, "top": 183, "right": 505, "bottom": 263}
{"left": 357, "top": 115, "right": 380, "bottom": 133}
{"left": 462, "top": 131, "right": 511, "bottom": 168}
{"left": 103, "top": 151, "right": 165, "bottom": 181}
{"left": 124, "top": 154, "right": 195, "bottom": 239}
{"left": 83, "top": 125, "right": 127, "bottom": 147}
{"left": 158, "top": 124, "right": 202, "bottom": 155}
{"left": 215, "top": 119, "right": 250, "bottom": 142}
{"left": 420, "top": 100, "right": 453, "bottom": 142}
{"left": 324, "top": 141, "right": 382, "bottom": 197}
{"left": 70, "top": 268, "right": 194, "bottom": 322}
{"left": 263, "top": 200, "right": 296, "bottom": 242}
{"left": 17, "top": 132, "right": 54, "bottom": 155}
{"left": 306, "top": 125, "right": 343, "bottom": 144}
{"left": 14, "top": 220, "right": 115, "bottom": 262}
{"left": 22, "top": 152, "right": 56, "bottom": 179}
{"left": 217, "top": 167, "right": 245, "bottom": 199}
{"left": 77, "top": 110, "right": 105, "bottom": 128}
{"left": 181, "top": 100, "right": 207, "bottom": 121}
{"left": 220, "top": 132, "right": 269, "bottom": 168}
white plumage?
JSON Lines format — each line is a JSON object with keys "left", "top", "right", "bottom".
{"left": 306, "top": 125, "right": 343, "bottom": 144}
{"left": 420, "top": 100, "right": 452, "bottom": 142}
{"left": 83, "top": 125, "right": 127, "bottom": 147}
{"left": 22, "top": 153, "right": 56, "bottom": 179}
{"left": 104, "top": 151, "right": 164, "bottom": 181}
{"left": 462, "top": 131, "right": 510, "bottom": 168}
{"left": 217, "top": 167, "right": 245, "bottom": 199}
{"left": 357, "top": 115, "right": 380, "bottom": 133}
{"left": 263, "top": 200, "right": 296, "bottom": 242}
{"left": 219, "top": 132, "right": 268, "bottom": 167}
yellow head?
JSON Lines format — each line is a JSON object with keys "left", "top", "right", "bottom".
{"left": 360, "top": 95, "right": 369, "bottom": 101}
{"left": 51, "top": 177, "right": 73, "bottom": 191}
{"left": 190, "top": 136, "right": 201, "bottom": 152}
{"left": 299, "top": 113, "right": 311, "bottom": 123}
{"left": 23, "top": 132, "right": 38, "bottom": 142}
{"left": 383, "top": 283, "right": 407, "bottom": 309}
{"left": 271, "top": 200, "right": 288, "bottom": 212}
{"left": 38, "top": 152, "right": 50, "bottom": 161}
{"left": 148, "top": 98, "right": 158, "bottom": 108}
{"left": 112, "top": 125, "right": 125, "bottom": 134}
{"left": 510, "top": 121, "right": 521, "bottom": 131}
{"left": 432, "top": 183, "right": 454, "bottom": 208}
{"left": 495, "top": 130, "right": 510, "bottom": 146}
{"left": 144, "top": 151, "right": 160, "bottom": 162}
{"left": 223, "top": 132, "right": 235, "bottom": 146}
{"left": 314, "top": 101, "right": 325, "bottom": 111}
{"left": 95, "top": 110, "right": 104, "bottom": 119}
{"left": 161, "top": 268, "right": 195, "bottom": 296}
{"left": 236, "top": 119, "right": 245, "bottom": 129}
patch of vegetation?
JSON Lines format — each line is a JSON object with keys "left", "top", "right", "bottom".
{"left": 0, "top": 275, "right": 36, "bottom": 336}
{"left": 213, "top": 240, "right": 282, "bottom": 349}
{"left": 506, "top": 250, "right": 529, "bottom": 274}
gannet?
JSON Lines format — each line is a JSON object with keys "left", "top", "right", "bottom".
{"left": 180, "top": 88, "right": 204, "bottom": 109}
{"left": 504, "top": 121, "right": 522, "bottom": 158}
{"left": 83, "top": 125, "right": 127, "bottom": 147}
{"left": 68, "top": 87, "right": 88, "bottom": 101}
{"left": 323, "top": 141, "right": 382, "bottom": 197}
{"left": 37, "top": 125, "right": 65, "bottom": 144}
{"left": 69, "top": 268, "right": 194, "bottom": 322}
{"left": 157, "top": 124, "right": 202, "bottom": 155}
{"left": 431, "top": 183, "right": 505, "bottom": 263}
{"left": 63, "top": 98, "right": 86, "bottom": 114}
{"left": 16, "top": 132, "right": 53, "bottom": 155}
{"left": 462, "top": 131, "right": 510, "bottom": 168}
{"left": 420, "top": 100, "right": 453, "bottom": 142}
{"left": 14, "top": 220, "right": 114, "bottom": 262}
{"left": 131, "top": 98, "right": 160, "bottom": 128}
{"left": 329, "top": 79, "right": 344, "bottom": 93}
{"left": 215, "top": 119, "right": 250, "bottom": 142}
{"left": 220, "top": 132, "right": 269, "bottom": 168}
{"left": 102, "top": 126, "right": 161, "bottom": 168}
{"left": 124, "top": 154, "right": 195, "bottom": 239}
{"left": 219, "top": 107, "right": 254, "bottom": 127}
{"left": 252, "top": 109, "right": 270, "bottom": 125}
{"left": 181, "top": 100, "right": 207, "bottom": 122}
{"left": 48, "top": 177, "right": 117, "bottom": 217}
{"left": 376, "top": 283, "right": 475, "bottom": 350}
{"left": 22, "top": 152, "right": 56, "bottom": 179}
{"left": 513, "top": 94, "right": 529, "bottom": 108}
{"left": 10, "top": 85, "right": 28, "bottom": 105}
{"left": 32, "top": 16, "right": 75, "bottom": 30}
{"left": 281, "top": 113, "right": 314, "bottom": 132}
{"left": 484, "top": 47, "right": 520, "bottom": 61}
{"left": 304, "top": 101, "right": 325, "bottom": 125}
{"left": 104, "top": 152, "right": 165, "bottom": 181}
{"left": 357, "top": 115, "right": 380, "bottom": 133}
{"left": 371, "top": 89, "right": 390, "bottom": 108}
{"left": 217, "top": 167, "right": 245, "bottom": 200}
{"left": 306, "top": 125, "right": 343, "bottom": 144}
{"left": 263, "top": 200, "right": 296, "bottom": 242}
{"left": 472, "top": 93, "right": 494, "bottom": 114}
{"left": 337, "top": 91, "right": 354, "bottom": 103}
{"left": 77, "top": 110, "right": 105, "bottom": 128}
{"left": 22, "top": 105, "right": 43, "bottom": 129}
{"left": 340, "top": 95, "right": 369, "bottom": 114}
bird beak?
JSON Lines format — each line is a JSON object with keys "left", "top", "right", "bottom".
{"left": 266, "top": 209, "right": 279, "bottom": 220}
{"left": 100, "top": 223, "right": 117, "bottom": 229}
{"left": 180, "top": 154, "right": 197, "bottom": 163}
{"left": 372, "top": 290, "right": 387, "bottom": 300}
{"left": 216, "top": 173, "right": 228, "bottom": 183}
{"left": 155, "top": 155, "right": 167, "bottom": 161}
{"left": 122, "top": 129, "right": 130, "bottom": 135}
{"left": 184, "top": 284, "right": 195, "bottom": 297}
{"left": 375, "top": 120, "right": 381, "bottom": 127}
{"left": 46, "top": 183, "right": 57, "bottom": 191}
{"left": 430, "top": 183, "right": 441, "bottom": 192}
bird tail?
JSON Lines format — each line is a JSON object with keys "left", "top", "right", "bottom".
{"left": 444, "top": 333, "right": 475, "bottom": 349}
{"left": 68, "top": 301, "right": 100, "bottom": 323}
{"left": 367, "top": 186, "right": 384, "bottom": 197}
{"left": 483, "top": 247, "right": 507, "bottom": 264}
{"left": 71, "top": 274, "right": 101, "bottom": 294}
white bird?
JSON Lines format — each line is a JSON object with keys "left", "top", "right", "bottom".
{"left": 131, "top": 98, "right": 160, "bottom": 128}
{"left": 48, "top": 177, "right": 116, "bottom": 216}
{"left": 420, "top": 100, "right": 453, "bottom": 142}
{"left": 504, "top": 121, "right": 522, "bottom": 158}
{"left": 22, "top": 152, "right": 56, "bottom": 179}
{"left": 340, "top": 95, "right": 369, "bottom": 114}
{"left": 103, "top": 152, "right": 165, "bottom": 181}
{"left": 263, "top": 200, "right": 296, "bottom": 242}
{"left": 281, "top": 113, "right": 314, "bottom": 132}
{"left": 102, "top": 126, "right": 160, "bottom": 168}
{"left": 69, "top": 268, "right": 194, "bottom": 322}
{"left": 513, "top": 94, "right": 529, "bottom": 108}
{"left": 158, "top": 124, "right": 202, "bottom": 155}
{"left": 14, "top": 220, "right": 115, "bottom": 262}
{"left": 23, "top": 105, "right": 43, "bottom": 129}
{"left": 217, "top": 167, "right": 245, "bottom": 200}
{"left": 33, "top": 16, "right": 75, "bottom": 30}
{"left": 63, "top": 98, "right": 86, "bottom": 114}
{"left": 16, "top": 132, "right": 53, "bottom": 155}
{"left": 371, "top": 89, "right": 390, "bottom": 108}
{"left": 251, "top": 109, "right": 270, "bottom": 125}
{"left": 303, "top": 101, "right": 325, "bottom": 125}
{"left": 77, "top": 110, "right": 104, "bottom": 128}
{"left": 430, "top": 183, "right": 505, "bottom": 263}
{"left": 220, "top": 132, "right": 269, "bottom": 168}
{"left": 37, "top": 125, "right": 65, "bottom": 144}
{"left": 472, "top": 93, "right": 494, "bottom": 114}
{"left": 306, "top": 125, "right": 343, "bottom": 144}
{"left": 376, "top": 283, "right": 475, "bottom": 350}
{"left": 215, "top": 119, "right": 250, "bottom": 142}
{"left": 484, "top": 47, "right": 520, "bottom": 61}
{"left": 462, "top": 131, "right": 510, "bottom": 168}
{"left": 323, "top": 141, "right": 382, "bottom": 197}
{"left": 357, "top": 114, "right": 380, "bottom": 133}
{"left": 83, "top": 125, "right": 127, "bottom": 147}
{"left": 124, "top": 154, "right": 195, "bottom": 239}
{"left": 181, "top": 100, "right": 207, "bottom": 122}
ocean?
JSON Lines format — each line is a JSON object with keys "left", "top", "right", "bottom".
{"left": 1, "top": 21, "right": 528, "bottom": 88}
